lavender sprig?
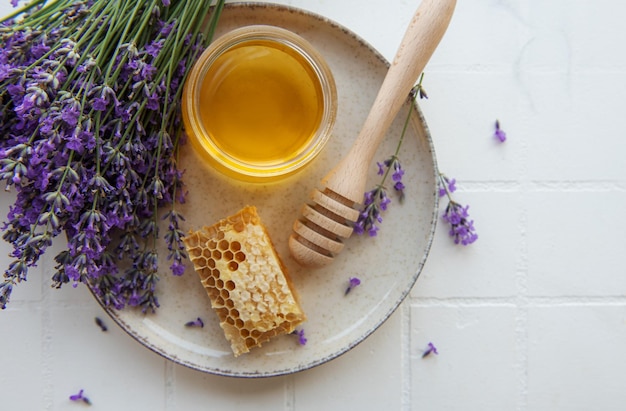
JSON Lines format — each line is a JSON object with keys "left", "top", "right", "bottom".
{"left": 438, "top": 174, "right": 478, "bottom": 245}
{"left": 0, "top": 0, "right": 226, "bottom": 310}
{"left": 354, "top": 74, "right": 427, "bottom": 236}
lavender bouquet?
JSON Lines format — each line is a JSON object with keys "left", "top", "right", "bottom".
{"left": 0, "top": 0, "right": 225, "bottom": 311}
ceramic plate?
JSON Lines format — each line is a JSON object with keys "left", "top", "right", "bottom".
{"left": 92, "top": 2, "right": 439, "bottom": 377}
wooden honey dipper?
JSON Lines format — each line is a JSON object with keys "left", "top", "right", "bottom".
{"left": 289, "top": 0, "right": 456, "bottom": 267}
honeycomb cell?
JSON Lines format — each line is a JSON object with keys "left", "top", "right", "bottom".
{"left": 212, "top": 250, "right": 222, "bottom": 259}
{"left": 220, "top": 289, "right": 230, "bottom": 300}
{"left": 245, "top": 337, "right": 255, "bottom": 348}
{"left": 230, "top": 241, "right": 241, "bottom": 251}
{"left": 185, "top": 235, "right": 199, "bottom": 248}
{"left": 235, "top": 252, "right": 246, "bottom": 262}
{"left": 216, "top": 279, "right": 224, "bottom": 289}
{"left": 208, "top": 258, "right": 216, "bottom": 269}
{"left": 225, "top": 280, "right": 235, "bottom": 291}
{"left": 215, "top": 307, "right": 228, "bottom": 319}
{"left": 210, "top": 268, "right": 220, "bottom": 278}
{"left": 218, "top": 239, "right": 229, "bottom": 251}
{"left": 240, "top": 328, "right": 250, "bottom": 338}
{"left": 228, "top": 261, "right": 239, "bottom": 271}
{"left": 206, "top": 288, "right": 219, "bottom": 300}
{"left": 235, "top": 318, "right": 244, "bottom": 329}
{"left": 207, "top": 240, "right": 217, "bottom": 249}
{"left": 234, "top": 221, "right": 244, "bottom": 232}
{"left": 194, "top": 256, "right": 207, "bottom": 267}
{"left": 223, "top": 250, "right": 234, "bottom": 261}
{"left": 202, "top": 248, "right": 211, "bottom": 259}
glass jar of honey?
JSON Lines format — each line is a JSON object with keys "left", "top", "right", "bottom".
{"left": 182, "top": 25, "right": 337, "bottom": 183}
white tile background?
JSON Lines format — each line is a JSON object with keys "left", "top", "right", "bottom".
{"left": 1, "top": 0, "right": 625, "bottom": 410}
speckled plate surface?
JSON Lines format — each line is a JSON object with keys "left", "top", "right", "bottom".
{"left": 93, "top": 2, "right": 439, "bottom": 377}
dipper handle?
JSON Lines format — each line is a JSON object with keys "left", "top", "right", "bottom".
{"left": 289, "top": 0, "right": 456, "bottom": 267}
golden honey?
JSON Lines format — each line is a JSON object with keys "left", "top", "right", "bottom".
{"left": 200, "top": 42, "right": 323, "bottom": 165}
{"left": 182, "top": 26, "right": 337, "bottom": 182}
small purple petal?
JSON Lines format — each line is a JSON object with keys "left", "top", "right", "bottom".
{"left": 422, "top": 342, "right": 439, "bottom": 358}
{"left": 69, "top": 389, "right": 91, "bottom": 405}
{"left": 368, "top": 224, "right": 379, "bottom": 237}
{"left": 447, "top": 178, "right": 456, "bottom": 193}
{"left": 292, "top": 328, "right": 307, "bottom": 345}
{"left": 185, "top": 317, "right": 204, "bottom": 328}
{"left": 345, "top": 277, "right": 361, "bottom": 295}
{"left": 494, "top": 120, "right": 506, "bottom": 142}
{"left": 377, "top": 162, "right": 385, "bottom": 176}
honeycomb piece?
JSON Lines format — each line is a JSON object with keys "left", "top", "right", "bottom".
{"left": 183, "top": 205, "right": 306, "bottom": 357}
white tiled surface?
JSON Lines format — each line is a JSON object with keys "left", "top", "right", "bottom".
{"left": 1, "top": 0, "right": 625, "bottom": 410}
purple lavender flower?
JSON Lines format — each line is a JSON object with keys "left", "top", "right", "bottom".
{"left": 422, "top": 342, "right": 438, "bottom": 358}
{"left": 344, "top": 277, "right": 361, "bottom": 295}
{"left": 355, "top": 155, "right": 405, "bottom": 236}
{"left": 185, "top": 317, "right": 204, "bottom": 328}
{"left": 0, "top": 282, "right": 13, "bottom": 309}
{"left": 354, "top": 186, "right": 385, "bottom": 237}
{"left": 442, "top": 202, "right": 478, "bottom": 245}
{"left": 145, "top": 40, "right": 164, "bottom": 58}
{"left": 494, "top": 119, "right": 506, "bottom": 142}
{"left": 438, "top": 176, "right": 456, "bottom": 197}
{"left": 387, "top": 157, "right": 406, "bottom": 201}
{"left": 388, "top": 159, "right": 404, "bottom": 182}
{"left": 292, "top": 328, "right": 307, "bottom": 346}
{"left": 438, "top": 174, "right": 478, "bottom": 245}
{"left": 69, "top": 389, "right": 92, "bottom": 405}
{"left": 170, "top": 260, "right": 185, "bottom": 276}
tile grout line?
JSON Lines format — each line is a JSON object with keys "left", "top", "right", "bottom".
{"left": 453, "top": 180, "right": 626, "bottom": 193}
{"left": 164, "top": 360, "right": 176, "bottom": 410}
{"left": 410, "top": 295, "right": 626, "bottom": 308}
{"left": 400, "top": 301, "right": 412, "bottom": 411}
{"left": 514, "top": 46, "right": 532, "bottom": 410}
{"left": 514, "top": 205, "right": 530, "bottom": 411}
{"left": 284, "top": 374, "right": 296, "bottom": 411}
